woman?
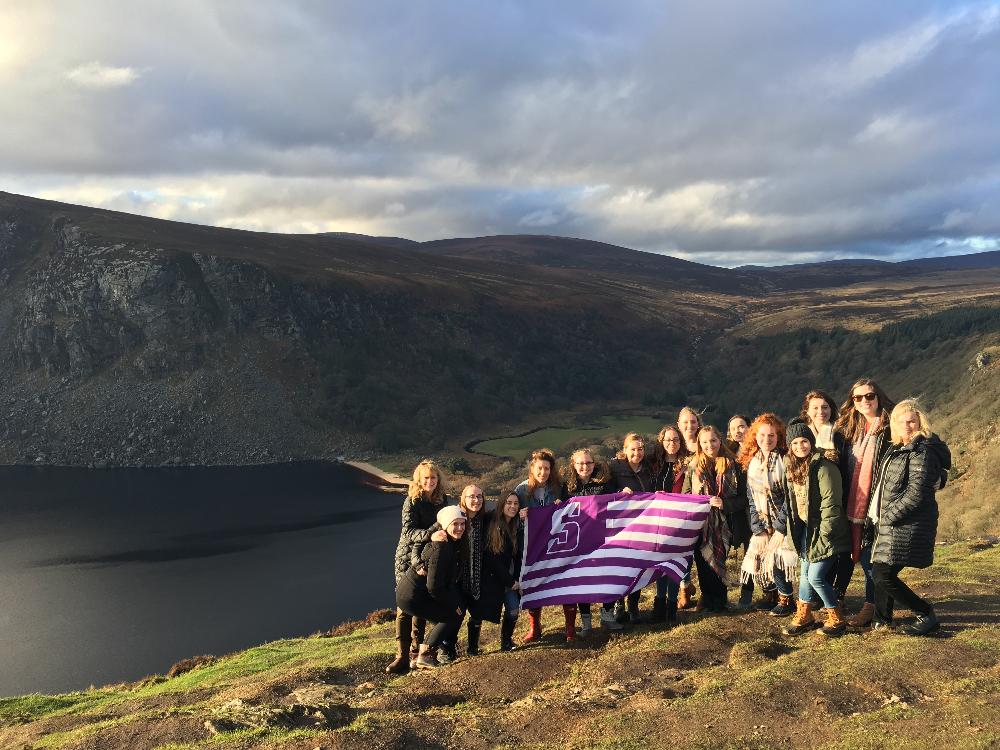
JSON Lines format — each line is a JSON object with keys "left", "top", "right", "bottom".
{"left": 676, "top": 407, "right": 702, "bottom": 608}
{"left": 508, "top": 449, "right": 564, "bottom": 643}
{"left": 396, "top": 506, "right": 467, "bottom": 669}
{"left": 562, "top": 449, "right": 618, "bottom": 634}
{"left": 739, "top": 413, "right": 796, "bottom": 616}
{"left": 799, "top": 390, "right": 851, "bottom": 603}
{"left": 726, "top": 415, "right": 750, "bottom": 456}
{"left": 446, "top": 485, "right": 488, "bottom": 659}
{"left": 869, "top": 400, "right": 950, "bottom": 635}
{"left": 833, "top": 378, "right": 895, "bottom": 628}
{"left": 386, "top": 460, "right": 448, "bottom": 674}
{"left": 779, "top": 419, "right": 851, "bottom": 637}
{"left": 678, "top": 407, "right": 702, "bottom": 455}
{"left": 611, "top": 433, "right": 656, "bottom": 622}
{"left": 682, "top": 426, "right": 740, "bottom": 612}
{"left": 482, "top": 494, "right": 524, "bottom": 651}
{"left": 649, "top": 425, "right": 692, "bottom": 623}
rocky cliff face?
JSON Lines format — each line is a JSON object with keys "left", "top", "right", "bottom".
{"left": 0, "top": 194, "right": 689, "bottom": 466}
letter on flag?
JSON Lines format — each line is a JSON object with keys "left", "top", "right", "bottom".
{"left": 519, "top": 492, "right": 711, "bottom": 608}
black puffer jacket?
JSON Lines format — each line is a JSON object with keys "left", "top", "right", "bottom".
{"left": 610, "top": 459, "right": 655, "bottom": 493}
{"left": 871, "top": 435, "right": 951, "bottom": 569}
{"left": 477, "top": 522, "right": 524, "bottom": 623}
{"left": 392, "top": 494, "right": 448, "bottom": 584}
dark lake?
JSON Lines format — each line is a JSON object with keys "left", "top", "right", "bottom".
{"left": 0, "top": 461, "right": 402, "bottom": 697}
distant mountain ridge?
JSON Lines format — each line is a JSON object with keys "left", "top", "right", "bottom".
{"left": 1, "top": 190, "right": 998, "bottom": 466}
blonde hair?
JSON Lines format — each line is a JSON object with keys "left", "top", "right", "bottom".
{"left": 615, "top": 432, "right": 647, "bottom": 460}
{"left": 890, "top": 399, "right": 932, "bottom": 444}
{"left": 691, "top": 425, "right": 737, "bottom": 477}
{"left": 406, "top": 460, "right": 447, "bottom": 504}
{"left": 563, "top": 449, "right": 611, "bottom": 494}
{"left": 459, "top": 485, "right": 484, "bottom": 516}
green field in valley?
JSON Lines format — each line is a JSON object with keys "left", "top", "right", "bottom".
{"left": 470, "top": 415, "right": 668, "bottom": 459}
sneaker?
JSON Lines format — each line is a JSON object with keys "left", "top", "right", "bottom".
{"left": 600, "top": 609, "right": 624, "bottom": 631}
{"left": 580, "top": 614, "right": 593, "bottom": 636}
{"left": 899, "top": 612, "right": 940, "bottom": 636}
{"left": 613, "top": 600, "right": 628, "bottom": 624}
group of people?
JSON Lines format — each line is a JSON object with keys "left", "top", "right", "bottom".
{"left": 386, "top": 378, "right": 952, "bottom": 672}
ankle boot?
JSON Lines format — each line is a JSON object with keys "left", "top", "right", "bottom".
{"left": 678, "top": 583, "right": 696, "bottom": 610}
{"left": 563, "top": 604, "right": 577, "bottom": 642}
{"left": 782, "top": 600, "right": 818, "bottom": 635}
{"left": 385, "top": 611, "right": 412, "bottom": 674}
{"left": 820, "top": 604, "right": 847, "bottom": 637}
{"left": 769, "top": 593, "right": 795, "bottom": 617}
{"left": 847, "top": 601, "right": 875, "bottom": 628}
{"left": 626, "top": 592, "right": 642, "bottom": 623}
{"left": 500, "top": 617, "right": 518, "bottom": 651}
{"left": 522, "top": 608, "right": 542, "bottom": 644}
{"left": 413, "top": 644, "right": 438, "bottom": 669}
{"left": 754, "top": 589, "right": 778, "bottom": 611}
{"left": 466, "top": 621, "right": 482, "bottom": 656}
{"left": 737, "top": 582, "right": 754, "bottom": 611}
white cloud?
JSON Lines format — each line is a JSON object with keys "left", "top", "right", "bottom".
{"left": 66, "top": 61, "right": 141, "bottom": 88}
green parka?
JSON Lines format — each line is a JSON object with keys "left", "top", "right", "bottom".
{"left": 781, "top": 453, "right": 851, "bottom": 563}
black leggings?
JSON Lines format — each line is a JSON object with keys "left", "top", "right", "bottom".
{"left": 825, "top": 550, "right": 854, "bottom": 597}
{"left": 872, "top": 562, "right": 932, "bottom": 623}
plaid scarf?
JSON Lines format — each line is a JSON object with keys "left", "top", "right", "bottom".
{"left": 691, "top": 457, "right": 736, "bottom": 585}
{"left": 746, "top": 451, "right": 785, "bottom": 533}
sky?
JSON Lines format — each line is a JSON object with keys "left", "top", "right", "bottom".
{"left": 1, "top": 1, "right": 998, "bottom": 266}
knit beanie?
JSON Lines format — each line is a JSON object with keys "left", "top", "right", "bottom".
{"left": 436, "top": 505, "right": 466, "bottom": 531}
{"left": 786, "top": 417, "right": 814, "bottom": 447}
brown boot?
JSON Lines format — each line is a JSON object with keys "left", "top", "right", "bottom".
{"left": 782, "top": 600, "right": 818, "bottom": 635}
{"left": 562, "top": 604, "right": 577, "bottom": 642}
{"left": 385, "top": 611, "right": 412, "bottom": 674}
{"left": 678, "top": 583, "right": 696, "bottom": 610}
{"left": 521, "top": 608, "right": 543, "bottom": 645}
{"left": 847, "top": 602, "right": 874, "bottom": 629}
{"left": 821, "top": 605, "right": 847, "bottom": 637}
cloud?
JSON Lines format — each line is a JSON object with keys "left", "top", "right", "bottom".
{"left": 0, "top": 0, "right": 998, "bottom": 265}
{"left": 65, "top": 61, "right": 141, "bottom": 88}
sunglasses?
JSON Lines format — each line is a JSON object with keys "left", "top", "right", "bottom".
{"left": 852, "top": 392, "right": 878, "bottom": 402}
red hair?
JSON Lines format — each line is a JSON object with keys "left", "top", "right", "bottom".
{"left": 738, "top": 413, "right": 788, "bottom": 470}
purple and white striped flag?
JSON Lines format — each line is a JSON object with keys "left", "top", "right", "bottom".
{"left": 519, "top": 492, "right": 711, "bottom": 609}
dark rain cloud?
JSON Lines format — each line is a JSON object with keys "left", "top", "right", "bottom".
{"left": 0, "top": 0, "right": 998, "bottom": 263}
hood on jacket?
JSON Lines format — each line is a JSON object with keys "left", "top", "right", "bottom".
{"left": 910, "top": 433, "right": 951, "bottom": 489}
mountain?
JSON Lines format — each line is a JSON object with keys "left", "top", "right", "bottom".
{"left": 1, "top": 190, "right": 998, "bottom": 466}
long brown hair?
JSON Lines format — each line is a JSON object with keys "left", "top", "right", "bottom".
{"left": 406, "top": 459, "right": 447, "bottom": 504}
{"left": 785, "top": 447, "right": 815, "bottom": 486}
{"left": 834, "top": 378, "right": 895, "bottom": 443}
{"left": 487, "top": 497, "right": 519, "bottom": 555}
{"left": 738, "top": 413, "right": 788, "bottom": 470}
{"left": 650, "top": 425, "right": 690, "bottom": 475}
{"left": 524, "top": 448, "right": 562, "bottom": 497}
{"left": 563, "top": 449, "right": 611, "bottom": 494}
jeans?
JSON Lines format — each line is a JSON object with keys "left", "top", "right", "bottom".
{"left": 796, "top": 525, "right": 838, "bottom": 609}
{"left": 872, "top": 563, "right": 932, "bottom": 623}
{"left": 859, "top": 543, "right": 876, "bottom": 604}
{"left": 503, "top": 588, "right": 521, "bottom": 622}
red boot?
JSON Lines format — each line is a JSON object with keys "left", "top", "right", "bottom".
{"left": 563, "top": 605, "right": 577, "bottom": 642}
{"left": 521, "top": 608, "right": 542, "bottom": 644}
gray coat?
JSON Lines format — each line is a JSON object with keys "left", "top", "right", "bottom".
{"left": 871, "top": 435, "right": 950, "bottom": 569}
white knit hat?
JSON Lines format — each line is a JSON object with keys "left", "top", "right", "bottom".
{"left": 436, "top": 505, "right": 466, "bottom": 531}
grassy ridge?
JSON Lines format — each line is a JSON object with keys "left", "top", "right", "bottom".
{"left": 2, "top": 543, "right": 997, "bottom": 750}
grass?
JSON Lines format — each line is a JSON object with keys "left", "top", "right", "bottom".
{"left": 471, "top": 415, "right": 668, "bottom": 459}
{"left": 2, "top": 548, "right": 998, "bottom": 749}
